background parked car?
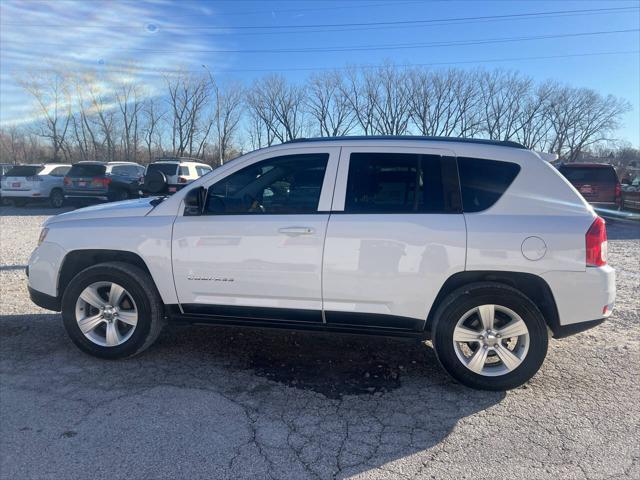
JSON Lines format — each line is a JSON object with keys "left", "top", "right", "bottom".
{"left": 557, "top": 163, "right": 622, "bottom": 210}
{"left": 141, "top": 157, "right": 212, "bottom": 195}
{"left": 1, "top": 163, "right": 71, "bottom": 207}
{"left": 621, "top": 175, "right": 640, "bottom": 211}
{"left": 0, "top": 163, "right": 14, "bottom": 205}
{"left": 63, "top": 161, "right": 145, "bottom": 203}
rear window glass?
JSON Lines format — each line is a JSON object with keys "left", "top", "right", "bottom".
{"left": 147, "top": 163, "right": 178, "bottom": 176}
{"left": 345, "top": 153, "right": 459, "bottom": 213}
{"left": 458, "top": 157, "right": 521, "bottom": 212}
{"left": 559, "top": 166, "right": 618, "bottom": 183}
{"left": 6, "top": 165, "right": 43, "bottom": 176}
{"left": 67, "top": 164, "right": 106, "bottom": 177}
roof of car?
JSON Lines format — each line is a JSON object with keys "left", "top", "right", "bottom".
{"left": 74, "top": 161, "right": 141, "bottom": 166}
{"left": 559, "top": 163, "right": 615, "bottom": 169}
{"left": 151, "top": 160, "right": 211, "bottom": 166}
{"left": 283, "top": 136, "right": 527, "bottom": 149}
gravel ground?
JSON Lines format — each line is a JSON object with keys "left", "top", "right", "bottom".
{"left": 1, "top": 205, "right": 639, "bottom": 480}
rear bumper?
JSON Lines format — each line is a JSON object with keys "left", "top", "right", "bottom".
{"left": 28, "top": 286, "right": 61, "bottom": 312}
{"left": 541, "top": 265, "right": 615, "bottom": 336}
{"left": 1, "top": 189, "right": 44, "bottom": 198}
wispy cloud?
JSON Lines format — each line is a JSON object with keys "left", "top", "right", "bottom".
{"left": 0, "top": 0, "right": 230, "bottom": 125}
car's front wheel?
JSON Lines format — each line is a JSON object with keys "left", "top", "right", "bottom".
{"left": 61, "top": 262, "right": 165, "bottom": 359}
{"left": 431, "top": 282, "right": 548, "bottom": 390}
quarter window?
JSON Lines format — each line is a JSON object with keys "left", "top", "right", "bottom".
{"left": 49, "top": 166, "right": 70, "bottom": 177}
{"left": 457, "top": 157, "right": 521, "bottom": 212}
{"left": 205, "top": 153, "right": 329, "bottom": 215}
{"left": 344, "top": 153, "right": 459, "bottom": 213}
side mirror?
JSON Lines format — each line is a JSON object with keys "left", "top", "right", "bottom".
{"left": 184, "top": 187, "right": 206, "bottom": 216}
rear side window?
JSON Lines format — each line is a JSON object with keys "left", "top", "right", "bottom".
{"left": 147, "top": 163, "right": 178, "bottom": 176}
{"left": 67, "top": 164, "right": 106, "bottom": 177}
{"left": 6, "top": 165, "right": 43, "bottom": 176}
{"left": 49, "top": 166, "right": 70, "bottom": 177}
{"left": 457, "top": 157, "right": 520, "bottom": 212}
{"left": 196, "top": 165, "right": 212, "bottom": 176}
{"left": 559, "top": 166, "right": 618, "bottom": 183}
{"left": 344, "top": 153, "right": 459, "bottom": 213}
{"left": 178, "top": 166, "right": 190, "bottom": 176}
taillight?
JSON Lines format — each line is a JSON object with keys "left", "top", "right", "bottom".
{"left": 26, "top": 175, "right": 42, "bottom": 182}
{"left": 63, "top": 176, "right": 71, "bottom": 185}
{"left": 615, "top": 183, "right": 622, "bottom": 207}
{"left": 178, "top": 176, "right": 188, "bottom": 184}
{"left": 586, "top": 216, "right": 607, "bottom": 267}
{"left": 91, "top": 177, "right": 111, "bottom": 187}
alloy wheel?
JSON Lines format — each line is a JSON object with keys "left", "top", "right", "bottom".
{"left": 452, "top": 304, "right": 530, "bottom": 376}
{"left": 74, "top": 281, "right": 138, "bottom": 347}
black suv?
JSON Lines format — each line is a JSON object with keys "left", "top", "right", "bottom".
{"left": 63, "top": 162, "right": 145, "bottom": 202}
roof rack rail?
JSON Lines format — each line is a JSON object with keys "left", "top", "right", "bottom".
{"left": 153, "top": 156, "right": 203, "bottom": 162}
{"left": 282, "top": 135, "right": 527, "bottom": 149}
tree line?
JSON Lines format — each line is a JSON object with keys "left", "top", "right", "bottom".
{"left": 0, "top": 63, "right": 632, "bottom": 166}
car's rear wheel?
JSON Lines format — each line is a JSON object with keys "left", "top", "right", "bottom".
{"left": 49, "top": 189, "right": 64, "bottom": 208}
{"left": 61, "top": 262, "right": 165, "bottom": 359}
{"left": 431, "top": 282, "right": 548, "bottom": 390}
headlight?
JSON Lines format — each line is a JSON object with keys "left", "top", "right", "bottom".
{"left": 37, "top": 227, "right": 49, "bottom": 246}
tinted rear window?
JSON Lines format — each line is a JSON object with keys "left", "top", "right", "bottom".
{"left": 67, "top": 164, "right": 106, "bottom": 177}
{"left": 147, "top": 163, "right": 178, "bottom": 176}
{"left": 6, "top": 165, "right": 43, "bottom": 176}
{"left": 559, "top": 166, "right": 617, "bottom": 183}
{"left": 345, "top": 153, "right": 459, "bottom": 213}
{"left": 458, "top": 157, "right": 521, "bottom": 212}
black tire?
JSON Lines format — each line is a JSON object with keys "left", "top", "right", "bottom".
{"left": 12, "top": 198, "right": 27, "bottom": 207}
{"left": 61, "top": 262, "right": 165, "bottom": 359}
{"left": 49, "top": 189, "right": 64, "bottom": 208}
{"left": 431, "top": 282, "right": 548, "bottom": 391}
{"left": 108, "top": 189, "right": 129, "bottom": 202}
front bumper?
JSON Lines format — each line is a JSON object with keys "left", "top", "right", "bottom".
{"left": 28, "top": 285, "right": 61, "bottom": 311}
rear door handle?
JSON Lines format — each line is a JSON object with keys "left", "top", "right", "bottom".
{"left": 278, "top": 226, "right": 315, "bottom": 235}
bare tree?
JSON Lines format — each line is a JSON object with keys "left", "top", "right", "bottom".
{"left": 478, "top": 70, "right": 532, "bottom": 141}
{"left": 369, "top": 64, "right": 412, "bottom": 135}
{"left": 142, "top": 98, "right": 165, "bottom": 161}
{"left": 216, "top": 83, "right": 244, "bottom": 162}
{"left": 340, "top": 66, "right": 377, "bottom": 135}
{"left": 247, "top": 75, "right": 307, "bottom": 144}
{"left": 306, "top": 70, "right": 355, "bottom": 137}
{"left": 165, "top": 72, "right": 211, "bottom": 157}
{"left": 19, "top": 70, "right": 72, "bottom": 161}
{"left": 115, "top": 82, "right": 144, "bottom": 162}
{"left": 549, "top": 87, "right": 631, "bottom": 161}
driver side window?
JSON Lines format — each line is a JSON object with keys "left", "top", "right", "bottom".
{"left": 205, "top": 153, "right": 329, "bottom": 215}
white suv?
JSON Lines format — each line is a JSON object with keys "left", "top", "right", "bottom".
{"left": 27, "top": 137, "right": 615, "bottom": 390}
{"left": 1, "top": 163, "right": 71, "bottom": 207}
{"left": 142, "top": 158, "right": 212, "bottom": 195}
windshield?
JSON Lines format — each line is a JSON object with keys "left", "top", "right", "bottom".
{"left": 67, "top": 164, "right": 106, "bottom": 177}
{"left": 146, "top": 163, "right": 178, "bottom": 176}
{"left": 5, "top": 165, "right": 43, "bottom": 176}
{"left": 559, "top": 166, "right": 618, "bottom": 183}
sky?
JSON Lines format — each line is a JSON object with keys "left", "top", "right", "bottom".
{"left": 1, "top": 0, "right": 639, "bottom": 146}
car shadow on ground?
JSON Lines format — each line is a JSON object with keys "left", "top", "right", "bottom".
{"left": 0, "top": 204, "right": 76, "bottom": 217}
{"left": 1, "top": 312, "right": 505, "bottom": 478}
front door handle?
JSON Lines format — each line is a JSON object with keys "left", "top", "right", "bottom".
{"left": 278, "top": 226, "right": 315, "bottom": 235}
